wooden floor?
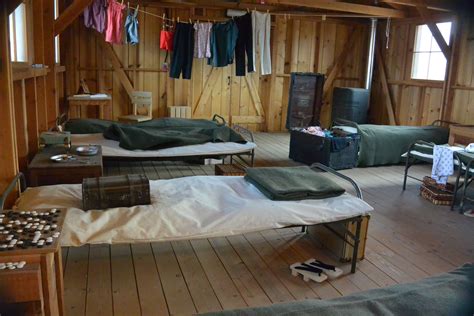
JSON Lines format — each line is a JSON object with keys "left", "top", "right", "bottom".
{"left": 62, "top": 133, "right": 474, "bottom": 316}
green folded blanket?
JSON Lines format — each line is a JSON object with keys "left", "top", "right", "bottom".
{"left": 65, "top": 118, "right": 247, "bottom": 150}
{"left": 244, "top": 166, "right": 345, "bottom": 201}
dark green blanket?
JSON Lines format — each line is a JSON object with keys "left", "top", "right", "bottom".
{"left": 65, "top": 118, "right": 247, "bottom": 150}
{"left": 357, "top": 124, "right": 449, "bottom": 167}
{"left": 245, "top": 166, "right": 345, "bottom": 200}
{"left": 203, "top": 263, "right": 474, "bottom": 316}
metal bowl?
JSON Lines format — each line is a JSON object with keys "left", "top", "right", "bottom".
{"left": 76, "top": 145, "right": 99, "bottom": 156}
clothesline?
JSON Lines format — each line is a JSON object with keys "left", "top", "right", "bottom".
{"left": 125, "top": 4, "right": 391, "bottom": 25}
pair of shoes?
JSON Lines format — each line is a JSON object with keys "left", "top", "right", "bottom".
{"left": 290, "top": 258, "right": 343, "bottom": 283}
{"left": 463, "top": 209, "right": 474, "bottom": 218}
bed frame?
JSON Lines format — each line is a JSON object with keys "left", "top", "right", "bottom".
{"left": 0, "top": 163, "right": 365, "bottom": 274}
{"left": 55, "top": 114, "right": 256, "bottom": 167}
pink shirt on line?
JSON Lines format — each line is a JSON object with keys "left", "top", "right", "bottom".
{"left": 105, "top": 0, "right": 126, "bottom": 44}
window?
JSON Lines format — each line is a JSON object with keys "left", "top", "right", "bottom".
{"left": 9, "top": 3, "right": 28, "bottom": 62}
{"left": 411, "top": 22, "right": 451, "bottom": 81}
{"left": 54, "top": 0, "right": 60, "bottom": 63}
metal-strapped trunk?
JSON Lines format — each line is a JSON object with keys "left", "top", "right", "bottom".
{"left": 82, "top": 175, "right": 151, "bottom": 211}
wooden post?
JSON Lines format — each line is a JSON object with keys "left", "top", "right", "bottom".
{"left": 43, "top": 0, "right": 59, "bottom": 128}
{"left": 13, "top": 80, "right": 29, "bottom": 172}
{"left": 32, "top": 0, "right": 49, "bottom": 132}
{"left": 440, "top": 17, "right": 461, "bottom": 122}
{"left": 0, "top": 1, "right": 20, "bottom": 207}
{"left": 375, "top": 43, "right": 398, "bottom": 125}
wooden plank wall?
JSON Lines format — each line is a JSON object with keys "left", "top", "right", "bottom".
{"left": 370, "top": 16, "right": 474, "bottom": 125}
{"left": 0, "top": 0, "right": 66, "bottom": 208}
{"left": 63, "top": 7, "right": 369, "bottom": 131}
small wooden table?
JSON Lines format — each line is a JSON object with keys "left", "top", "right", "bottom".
{"left": 68, "top": 95, "right": 112, "bottom": 120}
{"left": 449, "top": 125, "right": 474, "bottom": 146}
{"left": 28, "top": 145, "right": 103, "bottom": 187}
{"left": 0, "top": 209, "right": 67, "bottom": 315}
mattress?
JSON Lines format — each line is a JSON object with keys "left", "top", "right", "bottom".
{"left": 14, "top": 176, "right": 373, "bottom": 247}
{"left": 71, "top": 133, "right": 256, "bottom": 158}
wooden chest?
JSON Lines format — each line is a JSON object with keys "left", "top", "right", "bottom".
{"left": 82, "top": 174, "right": 151, "bottom": 210}
{"left": 215, "top": 164, "right": 246, "bottom": 176}
{"left": 28, "top": 145, "right": 103, "bottom": 187}
{"left": 308, "top": 215, "right": 370, "bottom": 262}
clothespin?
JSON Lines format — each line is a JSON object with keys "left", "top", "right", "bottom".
{"left": 189, "top": 18, "right": 192, "bottom": 24}
{"left": 136, "top": 4, "right": 139, "bottom": 11}
{"left": 127, "top": 1, "right": 129, "bottom": 8}
{"left": 178, "top": 16, "right": 180, "bottom": 23}
{"left": 322, "top": 15, "right": 326, "bottom": 21}
{"left": 247, "top": 8, "right": 250, "bottom": 13}
{"left": 121, "top": 0, "right": 124, "bottom": 5}
{"left": 267, "top": 9, "right": 269, "bottom": 14}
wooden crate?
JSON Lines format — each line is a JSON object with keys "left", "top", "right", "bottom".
{"left": 308, "top": 215, "right": 370, "bottom": 262}
{"left": 214, "top": 164, "right": 246, "bottom": 176}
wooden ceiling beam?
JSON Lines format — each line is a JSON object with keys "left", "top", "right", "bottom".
{"left": 379, "top": 0, "right": 457, "bottom": 12}
{"left": 54, "top": 0, "right": 93, "bottom": 35}
{"left": 266, "top": 0, "right": 407, "bottom": 18}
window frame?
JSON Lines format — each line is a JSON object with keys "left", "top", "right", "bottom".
{"left": 408, "top": 20, "right": 453, "bottom": 83}
{"left": 9, "top": 1, "right": 35, "bottom": 67}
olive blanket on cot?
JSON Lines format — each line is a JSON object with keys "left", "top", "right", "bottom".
{"left": 65, "top": 118, "right": 247, "bottom": 150}
{"left": 203, "top": 263, "right": 474, "bottom": 316}
{"left": 356, "top": 124, "right": 449, "bottom": 167}
{"left": 244, "top": 166, "right": 345, "bottom": 200}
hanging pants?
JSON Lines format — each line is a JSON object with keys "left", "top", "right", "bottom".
{"left": 170, "top": 23, "right": 195, "bottom": 80}
{"left": 235, "top": 13, "right": 254, "bottom": 76}
{"left": 252, "top": 11, "right": 272, "bottom": 75}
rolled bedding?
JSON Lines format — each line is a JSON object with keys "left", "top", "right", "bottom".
{"left": 244, "top": 166, "right": 345, "bottom": 201}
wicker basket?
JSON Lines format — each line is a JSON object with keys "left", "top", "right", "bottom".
{"left": 422, "top": 176, "right": 454, "bottom": 192}
{"left": 420, "top": 184, "right": 453, "bottom": 206}
{"left": 215, "top": 164, "right": 246, "bottom": 176}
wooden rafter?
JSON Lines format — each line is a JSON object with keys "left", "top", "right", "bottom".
{"left": 7, "top": 0, "right": 23, "bottom": 15}
{"left": 267, "top": 0, "right": 406, "bottom": 18}
{"left": 54, "top": 0, "right": 93, "bottom": 35}
{"left": 379, "top": 0, "right": 456, "bottom": 12}
{"left": 416, "top": 4, "right": 451, "bottom": 59}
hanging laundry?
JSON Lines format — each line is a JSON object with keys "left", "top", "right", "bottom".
{"left": 252, "top": 11, "right": 272, "bottom": 75}
{"left": 193, "top": 22, "right": 212, "bottom": 58}
{"left": 160, "top": 22, "right": 174, "bottom": 72}
{"left": 105, "top": 0, "right": 126, "bottom": 44}
{"left": 160, "top": 30, "right": 174, "bottom": 51}
{"left": 431, "top": 145, "right": 454, "bottom": 185}
{"left": 170, "top": 22, "right": 195, "bottom": 80}
{"left": 124, "top": 5, "right": 139, "bottom": 45}
{"left": 83, "top": 0, "right": 107, "bottom": 33}
{"left": 208, "top": 20, "right": 238, "bottom": 67}
{"left": 234, "top": 13, "right": 254, "bottom": 76}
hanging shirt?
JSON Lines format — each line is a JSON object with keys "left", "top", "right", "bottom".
{"left": 193, "top": 22, "right": 212, "bottom": 58}
{"left": 124, "top": 7, "right": 139, "bottom": 45}
{"left": 83, "top": 0, "right": 107, "bottom": 33}
{"left": 160, "top": 30, "right": 174, "bottom": 51}
{"left": 208, "top": 20, "right": 238, "bottom": 67}
{"left": 252, "top": 11, "right": 272, "bottom": 75}
{"left": 105, "top": 0, "right": 126, "bottom": 44}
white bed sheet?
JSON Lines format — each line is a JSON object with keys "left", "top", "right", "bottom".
{"left": 15, "top": 176, "right": 373, "bottom": 247}
{"left": 71, "top": 133, "right": 256, "bottom": 158}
